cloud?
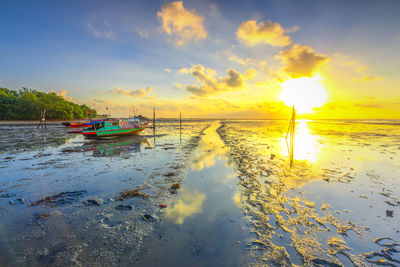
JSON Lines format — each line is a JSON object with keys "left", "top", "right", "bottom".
{"left": 174, "top": 83, "right": 182, "bottom": 89}
{"left": 278, "top": 44, "right": 330, "bottom": 78}
{"left": 354, "top": 75, "right": 386, "bottom": 82}
{"left": 333, "top": 53, "right": 369, "bottom": 73}
{"left": 135, "top": 27, "right": 149, "bottom": 38}
{"left": 164, "top": 68, "right": 172, "bottom": 73}
{"left": 51, "top": 89, "right": 72, "bottom": 101}
{"left": 354, "top": 102, "right": 383, "bottom": 109}
{"left": 182, "top": 64, "right": 254, "bottom": 96}
{"left": 87, "top": 19, "right": 115, "bottom": 39}
{"left": 178, "top": 67, "right": 189, "bottom": 74}
{"left": 243, "top": 68, "right": 257, "bottom": 80}
{"left": 218, "top": 50, "right": 268, "bottom": 70}
{"left": 109, "top": 86, "right": 152, "bottom": 97}
{"left": 157, "top": 1, "right": 207, "bottom": 46}
{"left": 237, "top": 20, "right": 292, "bottom": 47}
{"left": 165, "top": 191, "right": 206, "bottom": 224}
{"left": 343, "top": 61, "right": 368, "bottom": 72}
{"left": 228, "top": 55, "right": 247, "bottom": 66}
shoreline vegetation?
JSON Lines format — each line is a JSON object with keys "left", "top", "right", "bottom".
{"left": 0, "top": 88, "right": 97, "bottom": 120}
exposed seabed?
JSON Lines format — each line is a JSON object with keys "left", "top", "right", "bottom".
{"left": 1, "top": 119, "right": 400, "bottom": 266}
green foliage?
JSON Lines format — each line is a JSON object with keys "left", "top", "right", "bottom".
{"left": 0, "top": 88, "right": 97, "bottom": 120}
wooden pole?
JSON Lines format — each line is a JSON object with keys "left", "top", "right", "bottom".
{"left": 37, "top": 109, "right": 46, "bottom": 129}
{"left": 179, "top": 111, "right": 182, "bottom": 143}
{"left": 289, "top": 106, "right": 296, "bottom": 168}
{"left": 153, "top": 107, "right": 156, "bottom": 135}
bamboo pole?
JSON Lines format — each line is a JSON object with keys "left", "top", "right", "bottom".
{"left": 289, "top": 106, "right": 296, "bottom": 168}
{"left": 152, "top": 107, "right": 156, "bottom": 146}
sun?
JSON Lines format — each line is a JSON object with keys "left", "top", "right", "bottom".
{"left": 279, "top": 75, "right": 328, "bottom": 114}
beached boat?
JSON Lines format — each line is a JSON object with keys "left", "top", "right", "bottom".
{"left": 62, "top": 118, "right": 112, "bottom": 128}
{"left": 62, "top": 122, "right": 87, "bottom": 128}
{"left": 68, "top": 118, "right": 149, "bottom": 138}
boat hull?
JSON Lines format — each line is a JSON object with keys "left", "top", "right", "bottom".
{"left": 81, "top": 124, "right": 148, "bottom": 139}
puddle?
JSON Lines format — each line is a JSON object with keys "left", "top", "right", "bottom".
{"left": 136, "top": 123, "right": 251, "bottom": 266}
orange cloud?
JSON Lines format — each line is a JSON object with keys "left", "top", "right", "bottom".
{"left": 278, "top": 44, "right": 330, "bottom": 78}
{"left": 157, "top": 1, "right": 207, "bottom": 46}
{"left": 237, "top": 20, "right": 292, "bottom": 47}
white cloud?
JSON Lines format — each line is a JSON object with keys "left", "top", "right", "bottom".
{"left": 87, "top": 19, "right": 115, "bottom": 39}
{"left": 157, "top": 1, "right": 207, "bottom": 45}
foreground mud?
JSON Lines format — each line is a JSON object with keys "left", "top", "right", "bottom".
{"left": 1, "top": 119, "right": 399, "bottom": 266}
{"left": 217, "top": 120, "right": 400, "bottom": 266}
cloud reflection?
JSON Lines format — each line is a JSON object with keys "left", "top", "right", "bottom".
{"left": 165, "top": 191, "right": 206, "bottom": 224}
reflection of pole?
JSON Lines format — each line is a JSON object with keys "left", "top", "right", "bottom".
{"left": 180, "top": 111, "right": 182, "bottom": 143}
{"left": 285, "top": 105, "right": 296, "bottom": 167}
{"left": 153, "top": 106, "right": 156, "bottom": 139}
{"left": 290, "top": 106, "right": 296, "bottom": 167}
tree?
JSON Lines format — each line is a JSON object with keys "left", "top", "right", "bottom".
{"left": 0, "top": 87, "right": 97, "bottom": 120}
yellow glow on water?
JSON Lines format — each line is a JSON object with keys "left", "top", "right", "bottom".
{"left": 281, "top": 120, "right": 321, "bottom": 163}
{"left": 280, "top": 75, "right": 328, "bottom": 114}
{"left": 191, "top": 124, "right": 229, "bottom": 170}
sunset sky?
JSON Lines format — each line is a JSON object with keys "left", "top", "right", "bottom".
{"left": 1, "top": 0, "right": 399, "bottom": 119}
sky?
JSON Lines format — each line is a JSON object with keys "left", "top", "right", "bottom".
{"left": 1, "top": 0, "right": 399, "bottom": 119}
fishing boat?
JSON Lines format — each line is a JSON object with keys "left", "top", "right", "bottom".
{"left": 62, "top": 118, "right": 113, "bottom": 128}
{"left": 62, "top": 122, "right": 87, "bottom": 128}
{"left": 68, "top": 118, "right": 150, "bottom": 138}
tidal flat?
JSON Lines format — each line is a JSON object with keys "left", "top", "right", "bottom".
{"left": 0, "top": 120, "right": 399, "bottom": 266}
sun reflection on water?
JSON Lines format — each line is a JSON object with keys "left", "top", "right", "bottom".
{"left": 281, "top": 120, "right": 322, "bottom": 163}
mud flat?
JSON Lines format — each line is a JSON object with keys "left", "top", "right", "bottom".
{"left": 217, "top": 119, "right": 400, "bottom": 266}
{"left": 1, "top": 119, "right": 399, "bottom": 266}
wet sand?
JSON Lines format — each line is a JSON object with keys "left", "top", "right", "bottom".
{"left": 1, "top": 120, "right": 400, "bottom": 266}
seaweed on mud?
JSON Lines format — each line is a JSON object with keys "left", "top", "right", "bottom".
{"left": 216, "top": 122, "right": 365, "bottom": 266}
{"left": 28, "top": 190, "right": 87, "bottom": 207}
{"left": 363, "top": 237, "right": 400, "bottom": 266}
{"left": 117, "top": 189, "right": 147, "bottom": 201}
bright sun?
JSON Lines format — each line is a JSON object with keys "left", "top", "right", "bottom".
{"left": 279, "top": 75, "right": 328, "bottom": 114}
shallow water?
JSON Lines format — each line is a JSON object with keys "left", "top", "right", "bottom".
{"left": 1, "top": 119, "right": 400, "bottom": 266}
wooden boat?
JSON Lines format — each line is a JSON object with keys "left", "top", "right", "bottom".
{"left": 68, "top": 118, "right": 149, "bottom": 138}
{"left": 62, "top": 122, "right": 87, "bottom": 128}
{"left": 62, "top": 119, "right": 112, "bottom": 128}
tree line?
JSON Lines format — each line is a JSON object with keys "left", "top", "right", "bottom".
{"left": 0, "top": 87, "right": 97, "bottom": 120}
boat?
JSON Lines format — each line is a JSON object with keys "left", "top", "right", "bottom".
{"left": 62, "top": 122, "right": 87, "bottom": 128}
{"left": 68, "top": 118, "right": 150, "bottom": 138}
{"left": 62, "top": 118, "right": 112, "bottom": 128}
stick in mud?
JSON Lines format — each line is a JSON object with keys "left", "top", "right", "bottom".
{"left": 37, "top": 109, "right": 47, "bottom": 129}
{"left": 180, "top": 111, "right": 182, "bottom": 143}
